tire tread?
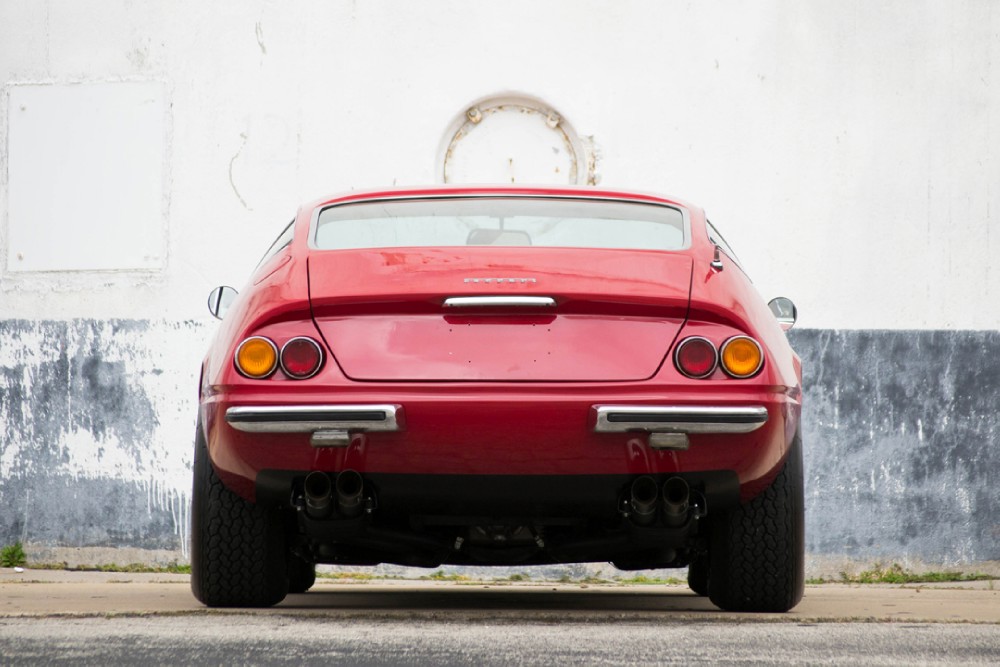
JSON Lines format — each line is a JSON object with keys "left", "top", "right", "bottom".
{"left": 190, "top": 426, "right": 288, "bottom": 607}
{"left": 708, "top": 433, "right": 804, "bottom": 612}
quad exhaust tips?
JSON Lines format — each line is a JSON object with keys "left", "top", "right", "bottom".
{"left": 303, "top": 470, "right": 365, "bottom": 518}
{"left": 628, "top": 476, "right": 691, "bottom": 526}
{"left": 335, "top": 469, "right": 364, "bottom": 518}
{"left": 661, "top": 477, "right": 690, "bottom": 527}
{"left": 304, "top": 471, "right": 333, "bottom": 518}
{"left": 630, "top": 476, "right": 659, "bottom": 526}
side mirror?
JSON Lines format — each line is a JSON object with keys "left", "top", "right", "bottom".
{"left": 768, "top": 297, "right": 797, "bottom": 331}
{"left": 207, "top": 286, "right": 238, "bottom": 320}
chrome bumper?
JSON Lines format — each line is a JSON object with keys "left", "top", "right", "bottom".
{"left": 593, "top": 405, "right": 768, "bottom": 450}
{"left": 225, "top": 405, "right": 403, "bottom": 447}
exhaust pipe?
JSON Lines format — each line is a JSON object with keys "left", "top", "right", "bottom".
{"left": 336, "top": 469, "right": 365, "bottom": 518}
{"left": 303, "top": 471, "right": 333, "bottom": 518}
{"left": 661, "top": 476, "right": 690, "bottom": 527}
{"left": 629, "top": 476, "right": 658, "bottom": 525}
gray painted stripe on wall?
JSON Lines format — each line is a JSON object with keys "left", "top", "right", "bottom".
{"left": 0, "top": 319, "right": 205, "bottom": 556}
{"left": 1, "top": 321, "right": 998, "bottom": 565}
{"left": 789, "top": 328, "right": 999, "bottom": 564}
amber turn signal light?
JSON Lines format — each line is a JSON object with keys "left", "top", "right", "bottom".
{"left": 235, "top": 337, "right": 279, "bottom": 379}
{"left": 720, "top": 336, "right": 764, "bottom": 378}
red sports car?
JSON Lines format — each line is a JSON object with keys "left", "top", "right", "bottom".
{"left": 192, "top": 185, "right": 804, "bottom": 612}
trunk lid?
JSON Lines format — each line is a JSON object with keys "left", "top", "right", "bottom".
{"left": 308, "top": 248, "right": 691, "bottom": 382}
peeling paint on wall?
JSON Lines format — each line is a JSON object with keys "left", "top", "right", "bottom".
{"left": 0, "top": 319, "right": 211, "bottom": 556}
{"left": 790, "top": 329, "right": 1000, "bottom": 564}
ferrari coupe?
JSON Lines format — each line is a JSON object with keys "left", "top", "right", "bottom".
{"left": 191, "top": 185, "right": 804, "bottom": 612}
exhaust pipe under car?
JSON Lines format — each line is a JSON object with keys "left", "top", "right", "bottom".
{"left": 336, "top": 469, "right": 365, "bottom": 518}
{"left": 303, "top": 471, "right": 333, "bottom": 518}
{"left": 630, "top": 476, "right": 659, "bottom": 525}
{"left": 661, "top": 476, "right": 690, "bottom": 527}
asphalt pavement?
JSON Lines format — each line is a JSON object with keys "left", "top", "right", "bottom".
{"left": 2, "top": 568, "right": 999, "bottom": 622}
{"left": 1, "top": 569, "right": 998, "bottom": 664}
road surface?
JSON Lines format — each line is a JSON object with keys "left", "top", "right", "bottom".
{"left": 1, "top": 570, "right": 998, "bottom": 664}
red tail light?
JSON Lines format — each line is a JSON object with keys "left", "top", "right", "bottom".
{"left": 280, "top": 337, "right": 324, "bottom": 379}
{"left": 674, "top": 336, "right": 718, "bottom": 379}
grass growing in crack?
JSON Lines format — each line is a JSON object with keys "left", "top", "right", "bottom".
{"left": 806, "top": 562, "right": 996, "bottom": 585}
{"left": 25, "top": 562, "right": 191, "bottom": 575}
{"left": 551, "top": 574, "right": 611, "bottom": 585}
{"left": 420, "top": 570, "right": 471, "bottom": 582}
{"left": 1, "top": 542, "right": 27, "bottom": 568}
{"left": 315, "top": 572, "right": 390, "bottom": 581}
{"left": 613, "top": 574, "right": 685, "bottom": 585}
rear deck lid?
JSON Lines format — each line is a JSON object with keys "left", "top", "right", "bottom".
{"left": 307, "top": 196, "right": 693, "bottom": 382}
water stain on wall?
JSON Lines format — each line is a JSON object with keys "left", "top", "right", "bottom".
{"left": 0, "top": 319, "right": 208, "bottom": 555}
{"left": 790, "top": 329, "right": 1000, "bottom": 564}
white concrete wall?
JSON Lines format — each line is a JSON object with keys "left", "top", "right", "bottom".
{"left": 2, "top": 1, "right": 999, "bottom": 565}
{"left": 3, "top": 0, "right": 997, "bottom": 327}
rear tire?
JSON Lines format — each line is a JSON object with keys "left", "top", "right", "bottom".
{"left": 687, "top": 556, "right": 709, "bottom": 597}
{"left": 707, "top": 431, "right": 804, "bottom": 612}
{"left": 190, "top": 421, "right": 289, "bottom": 607}
{"left": 288, "top": 555, "right": 317, "bottom": 594}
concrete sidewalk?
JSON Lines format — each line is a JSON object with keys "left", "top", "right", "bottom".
{"left": 1, "top": 568, "right": 998, "bottom": 623}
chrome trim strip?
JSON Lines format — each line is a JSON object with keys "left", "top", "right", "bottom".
{"left": 226, "top": 404, "right": 402, "bottom": 433}
{"left": 593, "top": 405, "right": 768, "bottom": 434}
{"left": 444, "top": 296, "right": 556, "bottom": 308}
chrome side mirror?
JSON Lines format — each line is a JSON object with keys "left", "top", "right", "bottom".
{"left": 768, "top": 297, "right": 797, "bottom": 331}
{"left": 207, "top": 286, "right": 238, "bottom": 320}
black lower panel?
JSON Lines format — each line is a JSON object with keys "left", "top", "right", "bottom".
{"left": 256, "top": 470, "right": 740, "bottom": 518}
{"left": 257, "top": 470, "right": 740, "bottom": 567}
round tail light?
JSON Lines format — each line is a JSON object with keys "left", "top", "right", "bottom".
{"left": 674, "top": 336, "right": 718, "bottom": 379}
{"left": 720, "top": 336, "right": 764, "bottom": 378}
{"left": 280, "top": 337, "right": 324, "bottom": 379}
{"left": 235, "top": 337, "right": 278, "bottom": 379}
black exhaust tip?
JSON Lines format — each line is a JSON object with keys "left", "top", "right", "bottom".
{"left": 303, "top": 471, "right": 333, "bottom": 518}
{"left": 630, "top": 476, "right": 659, "bottom": 525}
{"left": 336, "top": 470, "right": 365, "bottom": 518}
{"left": 662, "top": 476, "right": 690, "bottom": 527}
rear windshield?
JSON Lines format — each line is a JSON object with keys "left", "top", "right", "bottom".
{"left": 313, "top": 197, "right": 687, "bottom": 251}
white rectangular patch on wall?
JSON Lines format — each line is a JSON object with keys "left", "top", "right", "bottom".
{"left": 6, "top": 82, "right": 166, "bottom": 272}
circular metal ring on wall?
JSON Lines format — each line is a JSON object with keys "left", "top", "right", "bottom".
{"left": 438, "top": 94, "right": 591, "bottom": 186}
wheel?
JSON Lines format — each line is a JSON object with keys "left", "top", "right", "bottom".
{"left": 707, "top": 430, "right": 804, "bottom": 612}
{"left": 190, "top": 421, "right": 289, "bottom": 607}
{"left": 687, "top": 556, "right": 709, "bottom": 596}
{"left": 287, "top": 555, "right": 316, "bottom": 594}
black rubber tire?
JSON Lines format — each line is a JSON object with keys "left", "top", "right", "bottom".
{"left": 707, "top": 431, "right": 805, "bottom": 612}
{"left": 687, "top": 556, "right": 710, "bottom": 597}
{"left": 287, "top": 555, "right": 317, "bottom": 594}
{"left": 190, "top": 422, "right": 289, "bottom": 607}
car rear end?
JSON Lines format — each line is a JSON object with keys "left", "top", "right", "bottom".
{"left": 194, "top": 186, "right": 802, "bottom": 610}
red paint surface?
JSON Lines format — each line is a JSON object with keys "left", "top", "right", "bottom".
{"left": 201, "top": 185, "right": 802, "bottom": 502}
{"left": 309, "top": 247, "right": 692, "bottom": 381}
